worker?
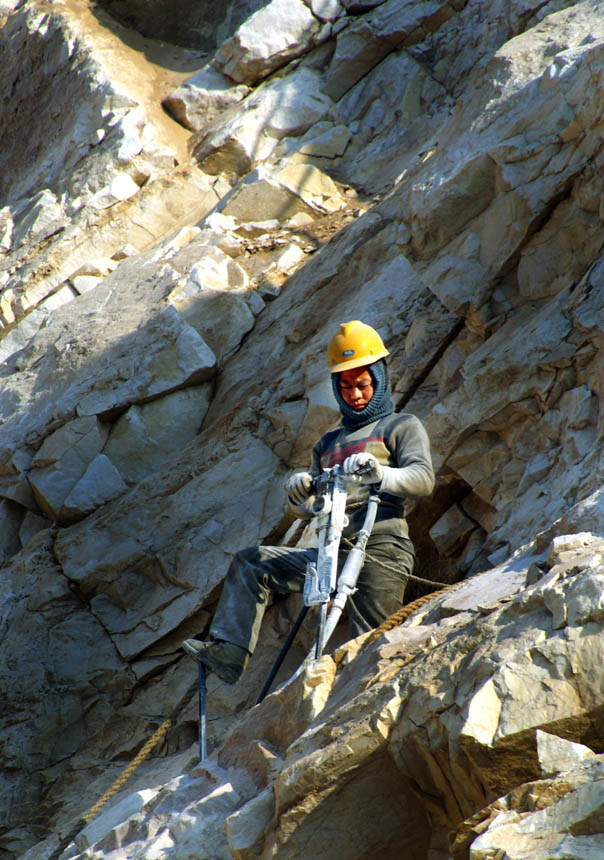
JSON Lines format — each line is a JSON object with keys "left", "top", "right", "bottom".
{"left": 182, "top": 320, "right": 435, "bottom": 683}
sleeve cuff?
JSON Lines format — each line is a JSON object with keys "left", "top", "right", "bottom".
{"left": 378, "top": 465, "right": 398, "bottom": 495}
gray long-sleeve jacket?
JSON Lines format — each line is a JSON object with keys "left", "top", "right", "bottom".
{"left": 289, "top": 412, "right": 435, "bottom": 540}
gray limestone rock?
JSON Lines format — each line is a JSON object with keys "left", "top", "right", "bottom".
{"left": 219, "top": 162, "right": 346, "bottom": 222}
{"left": 304, "top": 0, "right": 343, "bottom": 21}
{"left": 19, "top": 510, "right": 50, "bottom": 548}
{"left": 0, "top": 266, "right": 217, "bottom": 467}
{"left": 193, "top": 66, "right": 334, "bottom": 175}
{"left": 163, "top": 65, "right": 251, "bottom": 133}
{"left": 60, "top": 453, "right": 128, "bottom": 522}
{"left": 214, "top": 0, "right": 321, "bottom": 84}
{"left": 0, "top": 498, "right": 23, "bottom": 561}
{"left": 10, "top": 189, "right": 68, "bottom": 250}
{"left": 103, "top": 386, "right": 214, "bottom": 484}
{"left": 536, "top": 730, "right": 596, "bottom": 777}
{"left": 28, "top": 417, "right": 110, "bottom": 521}
{"left": 170, "top": 285, "right": 255, "bottom": 367}
{"left": 93, "top": 0, "right": 269, "bottom": 52}
{"left": 3, "top": 0, "right": 604, "bottom": 857}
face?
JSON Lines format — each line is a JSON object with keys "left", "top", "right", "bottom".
{"left": 339, "top": 366, "right": 375, "bottom": 411}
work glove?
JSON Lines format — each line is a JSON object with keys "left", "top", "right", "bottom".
{"left": 342, "top": 453, "right": 383, "bottom": 485}
{"left": 285, "top": 471, "right": 313, "bottom": 505}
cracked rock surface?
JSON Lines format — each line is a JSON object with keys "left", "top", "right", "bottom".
{"left": 1, "top": 0, "right": 603, "bottom": 858}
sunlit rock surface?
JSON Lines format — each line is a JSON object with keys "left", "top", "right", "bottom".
{"left": 1, "top": 0, "right": 603, "bottom": 858}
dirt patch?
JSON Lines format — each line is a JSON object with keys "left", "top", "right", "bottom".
{"left": 41, "top": 0, "right": 203, "bottom": 163}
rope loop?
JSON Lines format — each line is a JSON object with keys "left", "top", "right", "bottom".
{"left": 48, "top": 718, "right": 173, "bottom": 860}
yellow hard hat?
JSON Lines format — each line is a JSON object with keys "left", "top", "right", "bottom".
{"left": 327, "top": 320, "right": 390, "bottom": 373}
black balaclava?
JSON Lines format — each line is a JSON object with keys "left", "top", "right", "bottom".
{"left": 332, "top": 358, "right": 395, "bottom": 430}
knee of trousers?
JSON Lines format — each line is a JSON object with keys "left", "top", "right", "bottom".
{"left": 232, "top": 546, "right": 262, "bottom": 567}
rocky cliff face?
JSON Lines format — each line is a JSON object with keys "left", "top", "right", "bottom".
{"left": 1, "top": 0, "right": 603, "bottom": 858}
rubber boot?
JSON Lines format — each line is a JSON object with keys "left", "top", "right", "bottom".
{"left": 181, "top": 637, "right": 250, "bottom": 685}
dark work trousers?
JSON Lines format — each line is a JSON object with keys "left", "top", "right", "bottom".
{"left": 210, "top": 534, "right": 415, "bottom": 654}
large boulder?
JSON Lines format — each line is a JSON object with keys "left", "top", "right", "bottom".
{"left": 28, "top": 416, "right": 111, "bottom": 522}
{"left": 219, "top": 162, "right": 347, "bottom": 221}
{"left": 193, "top": 66, "right": 334, "bottom": 175}
{"left": 163, "top": 65, "right": 251, "bottom": 134}
{"left": 214, "top": 0, "right": 323, "bottom": 85}
{"left": 103, "top": 386, "right": 214, "bottom": 484}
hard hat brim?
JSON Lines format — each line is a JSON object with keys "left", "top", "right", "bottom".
{"left": 329, "top": 349, "right": 389, "bottom": 374}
